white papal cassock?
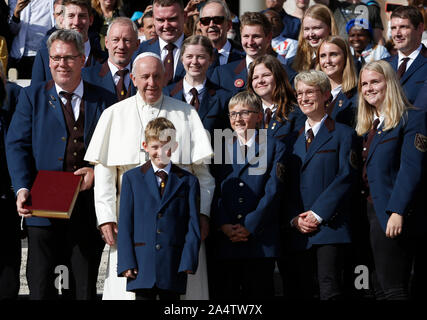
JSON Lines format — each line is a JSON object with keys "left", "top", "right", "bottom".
{"left": 84, "top": 92, "right": 214, "bottom": 300}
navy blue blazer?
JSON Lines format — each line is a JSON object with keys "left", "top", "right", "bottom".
{"left": 266, "top": 106, "right": 307, "bottom": 141}
{"left": 163, "top": 78, "right": 232, "bottom": 138}
{"left": 414, "top": 79, "right": 427, "bottom": 111}
{"left": 82, "top": 61, "right": 137, "bottom": 107}
{"left": 385, "top": 45, "right": 427, "bottom": 104}
{"left": 363, "top": 109, "right": 427, "bottom": 234}
{"left": 207, "top": 39, "right": 245, "bottom": 78}
{"left": 282, "top": 117, "right": 357, "bottom": 251}
{"left": 5, "top": 80, "right": 109, "bottom": 227}
{"left": 117, "top": 161, "right": 200, "bottom": 294}
{"left": 133, "top": 37, "right": 186, "bottom": 84}
{"left": 31, "top": 37, "right": 108, "bottom": 84}
{"left": 211, "top": 134, "right": 286, "bottom": 259}
{"left": 327, "top": 88, "right": 358, "bottom": 128}
{"left": 210, "top": 57, "right": 297, "bottom": 95}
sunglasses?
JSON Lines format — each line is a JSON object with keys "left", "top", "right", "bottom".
{"left": 199, "top": 16, "right": 226, "bottom": 26}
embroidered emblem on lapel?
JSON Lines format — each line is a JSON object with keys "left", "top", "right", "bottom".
{"left": 234, "top": 79, "right": 244, "bottom": 88}
{"left": 415, "top": 133, "right": 427, "bottom": 152}
{"left": 50, "top": 95, "right": 56, "bottom": 101}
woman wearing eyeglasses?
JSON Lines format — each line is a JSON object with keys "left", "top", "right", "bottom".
{"left": 315, "top": 36, "right": 358, "bottom": 128}
{"left": 281, "top": 70, "right": 357, "bottom": 300}
{"left": 356, "top": 60, "right": 427, "bottom": 300}
{"left": 247, "top": 55, "right": 306, "bottom": 139}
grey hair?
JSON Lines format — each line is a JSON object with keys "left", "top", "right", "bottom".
{"left": 294, "top": 70, "right": 331, "bottom": 94}
{"left": 106, "top": 17, "right": 139, "bottom": 40}
{"left": 132, "top": 52, "right": 165, "bottom": 74}
{"left": 47, "top": 29, "right": 84, "bottom": 56}
{"left": 199, "top": 0, "right": 232, "bottom": 21}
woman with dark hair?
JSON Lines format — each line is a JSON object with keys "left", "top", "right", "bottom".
{"left": 356, "top": 60, "right": 427, "bottom": 299}
{"left": 248, "top": 55, "right": 306, "bottom": 140}
{"left": 316, "top": 36, "right": 358, "bottom": 127}
{"left": 346, "top": 18, "right": 390, "bottom": 65}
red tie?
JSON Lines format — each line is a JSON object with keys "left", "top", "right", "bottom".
{"left": 397, "top": 57, "right": 410, "bottom": 79}
{"left": 164, "top": 43, "right": 175, "bottom": 85}
{"left": 264, "top": 107, "right": 272, "bottom": 129}
{"left": 155, "top": 170, "right": 168, "bottom": 197}
{"left": 306, "top": 128, "right": 314, "bottom": 151}
{"left": 190, "top": 87, "right": 200, "bottom": 112}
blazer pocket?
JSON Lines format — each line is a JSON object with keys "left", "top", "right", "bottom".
{"left": 134, "top": 242, "right": 146, "bottom": 247}
{"left": 316, "top": 149, "right": 337, "bottom": 154}
{"left": 378, "top": 137, "right": 398, "bottom": 144}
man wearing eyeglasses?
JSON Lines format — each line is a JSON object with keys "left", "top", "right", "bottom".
{"left": 6, "top": 29, "right": 109, "bottom": 300}
{"left": 31, "top": 0, "right": 107, "bottom": 84}
{"left": 199, "top": 0, "right": 244, "bottom": 73}
{"left": 133, "top": 0, "right": 187, "bottom": 86}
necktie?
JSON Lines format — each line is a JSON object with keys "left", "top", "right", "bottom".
{"left": 116, "top": 69, "right": 129, "bottom": 101}
{"left": 60, "top": 91, "right": 74, "bottom": 118}
{"left": 264, "top": 107, "right": 272, "bottom": 129}
{"left": 306, "top": 128, "right": 314, "bottom": 151}
{"left": 189, "top": 87, "right": 200, "bottom": 112}
{"left": 164, "top": 43, "right": 176, "bottom": 85}
{"left": 362, "top": 118, "right": 380, "bottom": 161}
{"left": 397, "top": 57, "right": 410, "bottom": 80}
{"left": 155, "top": 170, "right": 168, "bottom": 197}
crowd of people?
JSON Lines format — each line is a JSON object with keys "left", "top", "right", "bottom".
{"left": 1, "top": 0, "right": 427, "bottom": 301}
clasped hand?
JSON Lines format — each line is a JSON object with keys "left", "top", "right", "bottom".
{"left": 292, "top": 210, "right": 320, "bottom": 234}
{"left": 221, "top": 224, "right": 250, "bottom": 242}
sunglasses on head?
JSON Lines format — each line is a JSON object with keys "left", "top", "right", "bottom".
{"left": 199, "top": 16, "right": 226, "bottom": 26}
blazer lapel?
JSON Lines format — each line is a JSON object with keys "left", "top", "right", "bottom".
{"left": 366, "top": 123, "right": 390, "bottom": 164}
{"left": 400, "top": 50, "right": 427, "bottom": 84}
{"left": 302, "top": 117, "right": 334, "bottom": 168}
{"left": 159, "top": 165, "right": 184, "bottom": 209}
{"left": 198, "top": 81, "right": 218, "bottom": 121}
{"left": 45, "top": 81, "right": 66, "bottom": 130}
{"left": 140, "top": 161, "right": 162, "bottom": 203}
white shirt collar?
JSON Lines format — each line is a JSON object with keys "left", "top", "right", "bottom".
{"left": 55, "top": 79, "right": 84, "bottom": 99}
{"left": 398, "top": 44, "right": 422, "bottom": 64}
{"left": 246, "top": 55, "right": 254, "bottom": 70}
{"left": 152, "top": 161, "right": 172, "bottom": 175}
{"left": 183, "top": 78, "right": 206, "bottom": 96}
{"left": 158, "top": 34, "right": 184, "bottom": 52}
{"left": 262, "top": 101, "right": 277, "bottom": 114}
{"left": 373, "top": 113, "right": 385, "bottom": 128}
{"left": 331, "top": 85, "right": 342, "bottom": 101}
{"left": 107, "top": 60, "right": 131, "bottom": 76}
{"left": 218, "top": 39, "right": 232, "bottom": 54}
{"left": 237, "top": 130, "right": 257, "bottom": 148}
{"left": 305, "top": 114, "right": 328, "bottom": 137}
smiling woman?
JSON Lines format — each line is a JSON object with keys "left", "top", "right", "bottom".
{"left": 355, "top": 60, "right": 427, "bottom": 300}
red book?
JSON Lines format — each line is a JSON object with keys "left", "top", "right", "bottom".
{"left": 24, "top": 170, "right": 82, "bottom": 219}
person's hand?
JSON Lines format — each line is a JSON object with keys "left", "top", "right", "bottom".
{"left": 184, "top": 270, "right": 194, "bottom": 274}
{"left": 122, "top": 268, "right": 138, "bottom": 279}
{"left": 199, "top": 214, "right": 210, "bottom": 241}
{"left": 230, "top": 224, "right": 250, "bottom": 242}
{"left": 302, "top": 210, "right": 321, "bottom": 226}
{"left": 292, "top": 212, "right": 318, "bottom": 234}
{"left": 16, "top": 189, "right": 32, "bottom": 218}
{"left": 74, "top": 167, "right": 94, "bottom": 191}
{"left": 99, "top": 222, "right": 118, "bottom": 245}
{"left": 14, "top": 0, "right": 31, "bottom": 18}
{"left": 220, "top": 224, "right": 234, "bottom": 239}
{"left": 386, "top": 212, "right": 403, "bottom": 238}
{"left": 184, "top": 0, "right": 204, "bottom": 17}
{"left": 144, "top": 4, "right": 153, "bottom": 14}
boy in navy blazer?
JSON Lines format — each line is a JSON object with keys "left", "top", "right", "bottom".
{"left": 281, "top": 70, "right": 358, "bottom": 300}
{"left": 210, "top": 91, "right": 286, "bottom": 300}
{"left": 117, "top": 117, "right": 201, "bottom": 300}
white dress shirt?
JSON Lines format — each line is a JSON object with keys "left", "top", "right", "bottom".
{"left": 152, "top": 162, "right": 172, "bottom": 187}
{"left": 55, "top": 80, "right": 84, "bottom": 121}
{"left": 218, "top": 40, "right": 231, "bottom": 65}
{"left": 397, "top": 44, "right": 422, "bottom": 72}
{"left": 159, "top": 34, "right": 185, "bottom": 76}
{"left": 108, "top": 60, "right": 131, "bottom": 89}
{"left": 183, "top": 78, "right": 206, "bottom": 105}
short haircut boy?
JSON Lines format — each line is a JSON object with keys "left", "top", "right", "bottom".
{"left": 144, "top": 117, "right": 176, "bottom": 143}
{"left": 239, "top": 11, "right": 272, "bottom": 36}
{"left": 228, "top": 90, "right": 263, "bottom": 113}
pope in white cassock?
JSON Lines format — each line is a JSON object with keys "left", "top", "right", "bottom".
{"left": 84, "top": 52, "right": 214, "bottom": 300}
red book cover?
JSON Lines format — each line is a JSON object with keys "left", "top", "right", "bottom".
{"left": 24, "top": 170, "right": 82, "bottom": 219}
